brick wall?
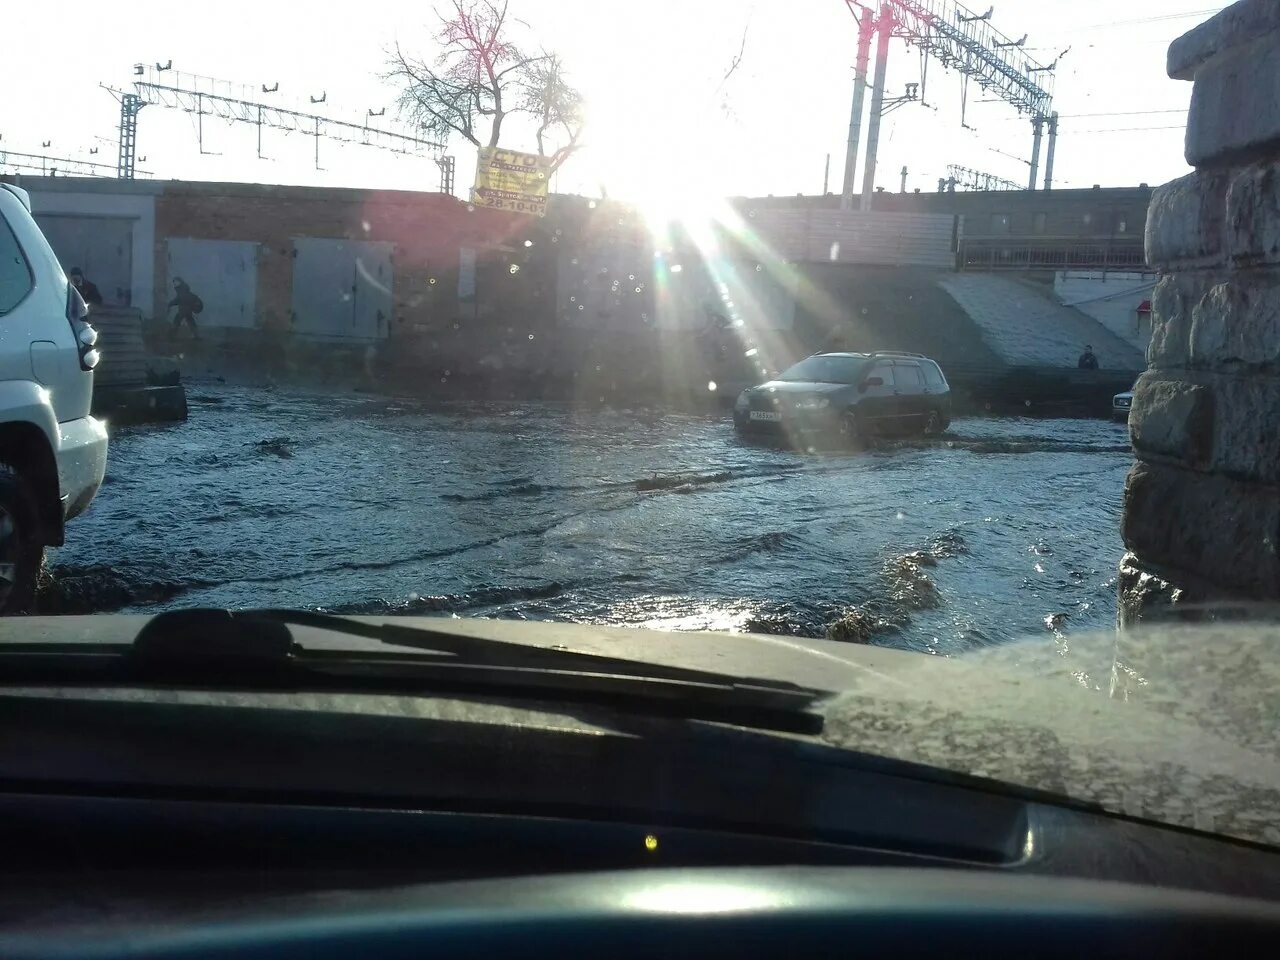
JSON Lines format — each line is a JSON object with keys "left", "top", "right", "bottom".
{"left": 1120, "top": 0, "right": 1280, "bottom": 620}
{"left": 152, "top": 182, "right": 532, "bottom": 339}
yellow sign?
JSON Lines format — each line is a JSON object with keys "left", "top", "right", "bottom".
{"left": 473, "top": 147, "right": 550, "bottom": 217}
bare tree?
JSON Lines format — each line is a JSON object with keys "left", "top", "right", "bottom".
{"left": 520, "top": 54, "right": 585, "bottom": 173}
{"left": 388, "top": 0, "right": 584, "bottom": 171}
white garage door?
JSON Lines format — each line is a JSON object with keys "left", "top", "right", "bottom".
{"left": 291, "top": 238, "right": 393, "bottom": 342}
{"left": 165, "top": 239, "right": 259, "bottom": 329}
{"left": 35, "top": 215, "right": 134, "bottom": 306}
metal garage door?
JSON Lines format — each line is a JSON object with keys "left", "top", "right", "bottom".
{"left": 291, "top": 238, "right": 393, "bottom": 342}
{"left": 165, "top": 239, "right": 259, "bottom": 329}
{"left": 34, "top": 215, "right": 133, "bottom": 306}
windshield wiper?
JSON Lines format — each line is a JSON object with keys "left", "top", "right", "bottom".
{"left": 1, "top": 609, "right": 828, "bottom": 735}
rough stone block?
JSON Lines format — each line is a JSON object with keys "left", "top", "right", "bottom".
{"left": 1145, "top": 171, "right": 1228, "bottom": 270}
{"left": 1129, "top": 374, "right": 1214, "bottom": 468}
{"left": 1226, "top": 160, "right": 1280, "bottom": 266}
{"left": 1147, "top": 273, "right": 1198, "bottom": 369}
{"left": 1122, "top": 461, "right": 1280, "bottom": 598}
{"left": 1189, "top": 268, "right": 1280, "bottom": 368}
{"left": 1204, "top": 373, "right": 1280, "bottom": 483}
{"left": 1116, "top": 551, "right": 1224, "bottom": 626}
{"left": 1185, "top": 33, "right": 1280, "bottom": 168}
{"left": 1169, "top": 0, "right": 1280, "bottom": 81}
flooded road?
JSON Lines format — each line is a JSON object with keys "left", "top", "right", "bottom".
{"left": 45, "top": 385, "right": 1132, "bottom": 653}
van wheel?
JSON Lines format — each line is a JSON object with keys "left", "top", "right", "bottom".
{"left": 923, "top": 409, "right": 944, "bottom": 436}
{"left": 0, "top": 464, "right": 43, "bottom": 615}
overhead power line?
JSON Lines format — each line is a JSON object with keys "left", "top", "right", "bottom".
{"left": 985, "top": 108, "right": 1188, "bottom": 123}
{"left": 1064, "top": 8, "right": 1224, "bottom": 32}
{"left": 1068, "top": 125, "right": 1187, "bottom": 134}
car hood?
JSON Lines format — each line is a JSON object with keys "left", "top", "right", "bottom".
{"left": 7, "top": 615, "right": 1279, "bottom": 848}
{"left": 751, "top": 381, "right": 853, "bottom": 395}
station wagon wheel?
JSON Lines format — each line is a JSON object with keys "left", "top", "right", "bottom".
{"left": 923, "top": 409, "right": 943, "bottom": 436}
{"left": 838, "top": 410, "right": 862, "bottom": 446}
{"left": 0, "top": 465, "right": 42, "bottom": 615}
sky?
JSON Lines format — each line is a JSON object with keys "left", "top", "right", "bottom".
{"left": 0, "top": 1, "right": 1227, "bottom": 210}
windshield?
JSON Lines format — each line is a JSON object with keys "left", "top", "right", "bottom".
{"left": 1, "top": 0, "right": 1275, "bottom": 852}
{"left": 776, "top": 356, "right": 867, "bottom": 384}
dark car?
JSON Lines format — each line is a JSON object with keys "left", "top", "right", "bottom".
{"left": 734, "top": 351, "right": 951, "bottom": 444}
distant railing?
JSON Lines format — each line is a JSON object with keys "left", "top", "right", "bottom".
{"left": 958, "top": 238, "right": 1147, "bottom": 271}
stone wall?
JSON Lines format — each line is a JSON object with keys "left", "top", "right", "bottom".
{"left": 1121, "top": 0, "right": 1280, "bottom": 621}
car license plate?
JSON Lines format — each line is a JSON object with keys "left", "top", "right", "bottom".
{"left": 749, "top": 411, "right": 782, "bottom": 422}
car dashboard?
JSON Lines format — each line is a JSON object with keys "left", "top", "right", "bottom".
{"left": 0, "top": 684, "right": 1276, "bottom": 957}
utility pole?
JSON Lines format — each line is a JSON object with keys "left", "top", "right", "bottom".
{"left": 1043, "top": 111, "right": 1059, "bottom": 190}
{"left": 859, "top": 6, "right": 893, "bottom": 211}
{"left": 823, "top": 153, "right": 831, "bottom": 194}
{"left": 1028, "top": 115, "right": 1044, "bottom": 191}
{"left": 900, "top": 165, "right": 908, "bottom": 192}
{"left": 841, "top": 4, "right": 876, "bottom": 210}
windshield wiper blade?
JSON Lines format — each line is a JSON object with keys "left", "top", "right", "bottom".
{"left": 11, "top": 609, "right": 829, "bottom": 735}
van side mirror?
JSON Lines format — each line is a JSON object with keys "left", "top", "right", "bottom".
{"left": 860, "top": 376, "right": 884, "bottom": 393}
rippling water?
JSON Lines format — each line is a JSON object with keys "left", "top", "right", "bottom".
{"left": 43, "top": 385, "right": 1132, "bottom": 653}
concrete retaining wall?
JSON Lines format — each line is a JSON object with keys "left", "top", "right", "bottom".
{"left": 1054, "top": 271, "right": 1157, "bottom": 352}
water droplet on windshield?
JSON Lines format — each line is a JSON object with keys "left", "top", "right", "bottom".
{"left": 671, "top": 264, "right": 683, "bottom": 273}
{"left": 829, "top": 242, "right": 840, "bottom": 260}
{"left": 707, "top": 381, "right": 717, "bottom": 391}
{"left": 635, "top": 287, "right": 642, "bottom": 293}
{"left": 588, "top": 200, "right": 597, "bottom": 209}
{"left": 509, "top": 264, "right": 520, "bottom": 274}
{"left": 361, "top": 220, "right": 371, "bottom": 232}
{"left": 744, "top": 348, "right": 758, "bottom": 357}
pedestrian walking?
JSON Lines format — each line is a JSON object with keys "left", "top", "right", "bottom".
{"left": 1077, "top": 344, "right": 1099, "bottom": 369}
{"left": 168, "top": 276, "right": 203, "bottom": 339}
{"left": 68, "top": 267, "right": 103, "bottom": 306}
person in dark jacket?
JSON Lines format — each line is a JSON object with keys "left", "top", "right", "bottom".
{"left": 168, "top": 276, "right": 202, "bottom": 338}
{"left": 68, "top": 268, "right": 103, "bottom": 306}
{"left": 1078, "top": 344, "right": 1099, "bottom": 369}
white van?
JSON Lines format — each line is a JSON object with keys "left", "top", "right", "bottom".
{"left": 0, "top": 182, "right": 108, "bottom": 613}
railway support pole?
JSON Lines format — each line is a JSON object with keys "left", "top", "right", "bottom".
{"left": 1043, "top": 112, "right": 1059, "bottom": 190}
{"left": 1028, "top": 115, "right": 1044, "bottom": 191}
{"left": 841, "top": 9, "right": 876, "bottom": 210}
{"left": 859, "top": 7, "right": 894, "bottom": 211}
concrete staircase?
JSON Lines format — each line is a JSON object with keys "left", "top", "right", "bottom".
{"left": 937, "top": 274, "right": 1146, "bottom": 370}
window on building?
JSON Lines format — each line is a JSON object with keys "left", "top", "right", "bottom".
{"left": 0, "top": 213, "right": 34, "bottom": 315}
{"left": 1033, "top": 212, "right": 1048, "bottom": 234}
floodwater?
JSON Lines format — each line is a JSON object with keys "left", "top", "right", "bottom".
{"left": 43, "top": 386, "right": 1133, "bottom": 653}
